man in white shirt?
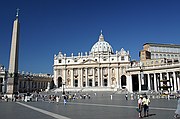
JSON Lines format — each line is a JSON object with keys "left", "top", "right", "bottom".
{"left": 138, "top": 95, "right": 143, "bottom": 118}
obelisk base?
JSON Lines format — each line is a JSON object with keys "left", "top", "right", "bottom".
{"left": 6, "top": 77, "right": 18, "bottom": 99}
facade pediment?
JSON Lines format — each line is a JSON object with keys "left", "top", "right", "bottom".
{"left": 80, "top": 59, "right": 98, "bottom": 64}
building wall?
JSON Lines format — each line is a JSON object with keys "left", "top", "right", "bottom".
{"left": 140, "top": 43, "right": 180, "bottom": 62}
{"left": 53, "top": 49, "right": 131, "bottom": 89}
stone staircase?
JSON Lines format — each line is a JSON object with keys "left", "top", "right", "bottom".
{"left": 53, "top": 87, "right": 116, "bottom": 92}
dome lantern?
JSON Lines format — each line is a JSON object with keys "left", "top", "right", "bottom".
{"left": 90, "top": 31, "right": 114, "bottom": 55}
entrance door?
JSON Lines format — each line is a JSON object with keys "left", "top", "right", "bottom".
{"left": 58, "top": 77, "right": 62, "bottom": 88}
{"left": 75, "top": 80, "right": 78, "bottom": 87}
{"left": 103, "top": 79, "right": 108, "bottom": 86}
{"left": 121, "top": 75, "right": 126, "bottom": 89}
{"left": 95, "top": 81, "right": 98, "bottom": 86}
{"left": 132, "top": 74, "right": 139, "bottom": 92}
{"left": 89, "top": 79, "right": 92, "bottom": 87}
{"left": 83, "top": 82, "right": 86, "bottom": 87}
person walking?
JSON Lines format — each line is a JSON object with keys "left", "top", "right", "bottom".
{"left": 125, "top": 94, "right": 128, "bottom": 100}
{"left": 174, "top": 98, "right": 180, "bottom": 118}
{"left": 137, "top": 95, "right": 143, "bottom": 118}
{"left": 142, "top": 95, "right": 150, "bottom": 117}
{"left": 56, "top": 96, "right": 60, "bottom": 105}
{"left": 110, "top": 94, "right": 112, "bottom": 100}
{"left": 63, "top": 95, "right": 67, "bottom": 105}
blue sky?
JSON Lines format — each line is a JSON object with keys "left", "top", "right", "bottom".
{"left": 0, "top": 0, "right": 180, "bottom": 74}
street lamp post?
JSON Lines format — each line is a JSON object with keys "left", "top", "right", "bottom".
{"left": 139, "top": 61, "right": 145, "bottom": 92}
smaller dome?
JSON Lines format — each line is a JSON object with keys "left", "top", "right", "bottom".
{"left": 90, "top": 31, "right": 113, "bottom": 55}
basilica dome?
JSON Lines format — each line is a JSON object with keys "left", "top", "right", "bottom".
{"left": 90, "top": 32, "right": 114, "bottom": 55}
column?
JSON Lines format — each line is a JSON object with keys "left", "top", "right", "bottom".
{"left": 98, "top": 68, "right": 100, "bottom": 86}
{"left": 116, "top": 67, "right": 120, "bottom": 88}
{"left": 81, "top": 68, "right": 83, "bottom": 87}
{"left": 54, "top": 69, "right": 58, "bottom": 87}
{"left": 92, "top": 68, "right": 95, "bottom": 87}
{"left": 156, "top": 74, "right": 160, "bottom": 91}
{"left": 108, "top": 67, "right": 110, "bottom": 87}
{"left": 173, "top": 71, "right": 177, "bottom": 92}
{"left": 177, "top": 72, "right": 180, "bottom": 91}
{"left": 101, "top": 68, "right": 103, "bottom": 87}
{"left": 154, "top": 73, "right": 157, "bottom": 92}
{"left": 167, "top": 72, "right": 171, "bottom": 92}
{"left": 70, "top": 69, "right": 74, "bottom": 87}
{"left": 78, "top": 68, "right": 81, "bottom": 87}
{"left": 138, "top": 74, "right": 141, "bottom": 92}
{"left": 127, "top": 75, "right": 133, "bottom": 93}
{"left": 86, "top": 68, "right": 88, "bottom": 87}
{"left": 64, "top": 68, "right": 66, "bottom": 84}
{"left": 160, "top": 73, "right": 163, "bottom": 91}
{"left": 147, "top": 74, "right": 151, "bottom": 90}
{"left": 141, "top": 71, "right": 144, "bottom": 85}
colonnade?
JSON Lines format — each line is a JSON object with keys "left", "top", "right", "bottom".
{"left": 128, "top": 70, "right": 180, "bottom": 93}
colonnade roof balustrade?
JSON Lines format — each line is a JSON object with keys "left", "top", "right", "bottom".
{"left": 127, "top": 62, "right": 180, "bottom": 72}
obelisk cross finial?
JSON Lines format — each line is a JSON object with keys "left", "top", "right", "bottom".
{"left": 16, "top": 8, "right": 20, "bottom": 17}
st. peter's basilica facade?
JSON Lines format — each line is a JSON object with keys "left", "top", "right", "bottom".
{"left": 53, "top": 31, "right": 131, "bottom": 91}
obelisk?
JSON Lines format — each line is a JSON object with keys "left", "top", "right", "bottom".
{"left": 6, "top": 9, "right": 20, "bottom": 97}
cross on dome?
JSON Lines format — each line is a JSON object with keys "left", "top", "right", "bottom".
{"left": 16, "top": 8, "right": 20, "bottom": 17}
{"left": 99, "top": 30, "right": 104, "bottom": 42}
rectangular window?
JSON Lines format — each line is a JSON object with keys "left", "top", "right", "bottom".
{"left": 74, "top": 58, "right": 77, "bottom": 62}
{"left": 121, "top": 56, "right": 124, "bottom": 61}
{"left": 74, "top": 69, "right": 78, "bottom": 76}
{"left": 151, "top": 54, "right": 154, "bottom": 59}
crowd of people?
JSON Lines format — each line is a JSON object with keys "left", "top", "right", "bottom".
{"left": 34, "top": 92, "right": 92, "bottom": 106}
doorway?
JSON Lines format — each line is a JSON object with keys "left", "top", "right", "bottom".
{"left": 132, "top": 74, "right": 139, "bottom": 92}
{"left": 58, "top": 77, "right": 62, "bottom": 88}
